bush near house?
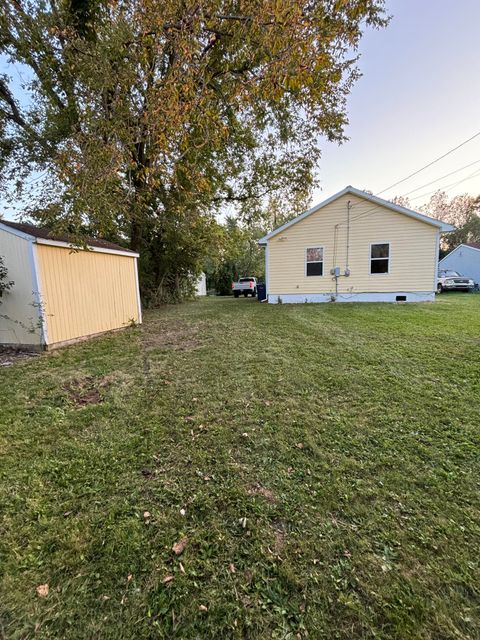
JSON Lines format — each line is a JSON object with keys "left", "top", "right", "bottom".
{"left": 0, "top": 255, "right": 14, "bottom": 300}
{"left": 0, "top": 295, "right": 479, "bottom": 639}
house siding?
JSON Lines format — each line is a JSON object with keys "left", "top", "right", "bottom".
{"left": 439, "top": 245, "right": 480, "bottom": 285}
{"left": 0, "top": 230, "right": 43, "bottom": 346}
{"left": 36, "top": 244, "right": 140, "bottom": 346}
{"left": 268, "top": 194, "right": 438, "bottom": 297}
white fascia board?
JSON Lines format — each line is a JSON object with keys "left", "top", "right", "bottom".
{"left": 257, "top": 185, "right": 455, "bottom": 244}
{"left": 35, "top": 237, "right": 139, "bottom": 258}
{"left": 0, "top": 221, "right": 36, "bottom": 241}
{"left": 28, "top": 241, "right": 48, "bottom": 346}
{"left": 438, "top": 243, "right": 480, "bottom": 265}
{"left": 134, "top": 257, "right": 143, "bottom": 324}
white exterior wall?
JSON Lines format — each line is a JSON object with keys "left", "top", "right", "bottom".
{"left": 439, "top": 245, "right": 480, "bottom": 285}
{"left": 0, "top": 229, "right": 43, "bottom": 347}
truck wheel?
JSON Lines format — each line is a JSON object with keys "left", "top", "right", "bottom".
{"left": 234, "top": 291, "right": 239, "bottom": 298}
{"left": 436, "top": 283, "right": 443, "bottom": 294}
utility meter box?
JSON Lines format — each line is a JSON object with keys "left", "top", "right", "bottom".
{"left": 330, "top": 266, "right": 341, "bottom": 277}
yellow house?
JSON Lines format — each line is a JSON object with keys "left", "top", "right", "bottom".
{"left": 258, "top": 186, "right": 455, "bottom": 304}
{"left": 0, "top": 220, "right": 141, "bottom": 349}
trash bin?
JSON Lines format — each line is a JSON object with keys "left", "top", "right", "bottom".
{"left": 256, "top": 283, "right": 267, "bottom": 301}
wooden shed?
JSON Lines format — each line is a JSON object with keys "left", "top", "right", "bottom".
{"left": 0, "top": 220, "right": 141, "bottom": 350}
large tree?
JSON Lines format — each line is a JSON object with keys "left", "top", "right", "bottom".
{"left": 0, "top": 0, "right": 387, "bottom": 302}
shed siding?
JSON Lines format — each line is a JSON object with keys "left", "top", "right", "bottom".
{"left": 0, "top": 230, "right": 42, "bottom": 346}
{"left": 36, "top": 244, "right": 140, "bottom": 346}
{"left": 268, "top": 194, "right": 438, "bottom": 296}
{"left": 439, "top": 246, "right": 480, "bottom": 285}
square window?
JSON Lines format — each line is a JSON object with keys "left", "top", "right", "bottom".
{"left": 307, "top": 261, "right": 323, "bottom": 276}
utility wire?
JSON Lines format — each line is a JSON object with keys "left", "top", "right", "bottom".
{"left": 347, "top": 167, "right": 480, "bottom": 226}
{"left": 409, "top": 167, "right": 480, "bottom": 202}
{"left": 326, "top": 132, "right": 480, "bottom": 233}
{"left": 375, "top": 130, "right": 480, "bottom": 195}
{"left": 401, "top": 158, "right": 480, "bottom": 196}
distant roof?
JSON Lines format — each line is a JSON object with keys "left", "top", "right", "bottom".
{"left": 465, "top": 242, "right": 480, "bottom": 250}
{"left": 0, "top": 219, "right": 137, "bottom": 255}
{"left": 258, "top": 185, "right": 456, "bottom": 244}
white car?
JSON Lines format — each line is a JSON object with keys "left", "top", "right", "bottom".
{"left": 232, "top": 277, "right": 257, "bottom": 298}
{"left": 437, "top": 270, "right": 474, "bottom": 293}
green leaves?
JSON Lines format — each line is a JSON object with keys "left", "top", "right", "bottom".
{"left": 0, "top": 0, "right": 388, "bottom": 301}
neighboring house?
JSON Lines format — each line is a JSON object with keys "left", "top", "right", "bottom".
{"left": 258, "top": 186, "right": 455, "bottom": 304}
{"left": 438, "top": 243, "right": 480, "bottom": 286}
{"left": 0, "top": 220, "right": 142, "bottom": 350}
{"left": 195, "top": 272, "right": 207, "bottom": 296}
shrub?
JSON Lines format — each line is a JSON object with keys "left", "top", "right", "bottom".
{"left": 0, "top": 255, "right": 14, "bottom": 302}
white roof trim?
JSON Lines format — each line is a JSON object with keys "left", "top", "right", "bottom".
{"left": 0, "top": 221, "right": 36, "bottom": 241}
{"left": 438, "top": 243, "right": 480, "bottom": 264}
{"left": 258, "top": 186, "right": 455, "bottom": 244}
{"left": 0, "top": 220, "right": 138, "bottom": 257}
{"left": 35, "top": 237, "right": 139, "bottom": 258}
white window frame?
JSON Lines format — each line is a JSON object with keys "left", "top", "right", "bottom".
{"left": 369, "top": 242, "right": 391, "bottom": 275}
{"left": 305, "top": 246, "right": 324, "bottom": 277}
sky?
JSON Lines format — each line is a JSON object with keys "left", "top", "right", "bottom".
{"left": 314, "top": 0, "right": 480, "bottom": 206}
{"left": 1, "top": 0, "right": 480, "bottom": 220}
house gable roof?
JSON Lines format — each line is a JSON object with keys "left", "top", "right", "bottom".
{"left": 0, "top": 219, "right": 138, "bottom": 257}
{"left": 438, "top": 242, "right": 480, "bottom": 264}
{"left": 258, "top": 186, "right": 456, "bottom": 245}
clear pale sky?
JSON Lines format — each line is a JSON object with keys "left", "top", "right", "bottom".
{"left": 314, "top": 0, "right": 480, "bottom": 207}
{"left": 2, "top": 0, "right": 480, "bottom": 220}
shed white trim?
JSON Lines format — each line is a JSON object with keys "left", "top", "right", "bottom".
{"left": 0, "top": 222, "right": 138, "bottom": 257}
{"left": 134, "top": 257, "right": 143, "bottom": 324}
{"left": 35, "top": 237, "right": 139, "bottom": 258}
{"left": 438, "top": 243, "right": 480, "bottom": 265}
{"left": 258, "top": 186, "right": 455, "bottom": 245}
{"left": 27, "top": 241, "right": 48, "bottom": 346}
{"left": 0, "top": 221, "right": 35, "bottom": 241}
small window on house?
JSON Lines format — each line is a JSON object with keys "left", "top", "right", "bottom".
{"left": 370, "top": 243, "right": 390, "bottom": 274}
{"left": 306, "top": 247, "right": 323, "bottom": 276}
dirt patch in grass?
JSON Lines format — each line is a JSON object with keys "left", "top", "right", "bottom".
{"left": 271, "top": 519, "right": 287, "bottom": 555}
{"left": 0, "top": 348, "right": 39, "bottom": 367}
{"left": 141, "top": 320, "right": 204, "bottom": 352}
{"left": 247, "top": 483, "right": 276, "bottom": 503}
{"left": 62, "top": 375, "right": 114, "bottom": 406}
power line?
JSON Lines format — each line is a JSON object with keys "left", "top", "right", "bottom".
{"left": 347, "top": 167, "right": 480, "bottom": 226}
{"left": 409, "top": 167, "right": 480, "bottom": 202}
{"left": 375, "top": 130, "right": 480, "bottom": 196}
{"left": 401, "top": 158, "right": 480, "bottom": 196}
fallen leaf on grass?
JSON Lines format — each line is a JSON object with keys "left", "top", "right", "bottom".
{"left": 179, "top": 562, "right": 185, "bottom": 574}
{"left": 172, "top": 537, "right": 189, "bottom": 555}
{"left": 143, "top": 511, "right": 151, "bottom": 520}
{"left": 36, "top": 584, "right": 49, "bottom": 598}
{"left": 229, "top": 563, "right": 236, "bottom": 573}
{"left": 296, "top": 443, "right": 304, "bottom": 449}
{"left": 199, "top": 604, "right": 208, "bottom": 612}
{"left": 163, "top": 575, "right": 174, "bottom": 584}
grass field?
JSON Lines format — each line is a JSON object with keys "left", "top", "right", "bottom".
{"left": 1, "top": 294, "right": 479, "bottom": 639}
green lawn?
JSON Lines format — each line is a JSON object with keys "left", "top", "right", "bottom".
{"left": 1, "top": 294, "right": 479, "bottom": 639}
